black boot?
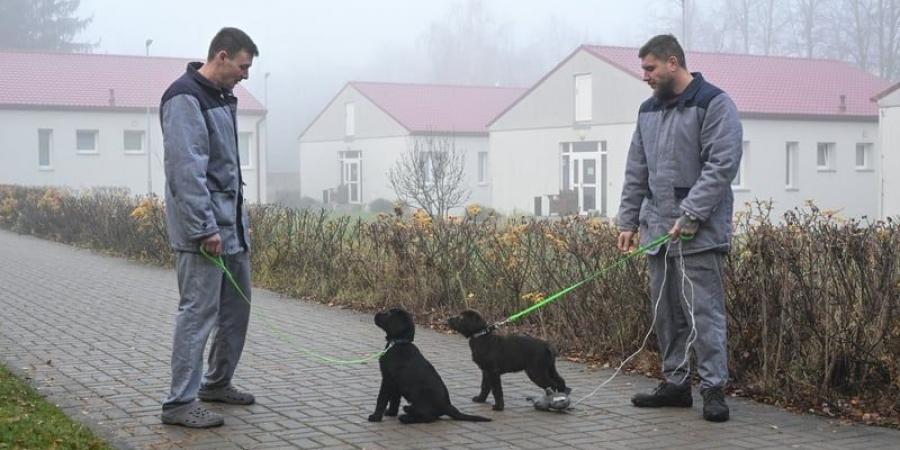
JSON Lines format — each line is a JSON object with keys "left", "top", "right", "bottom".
{"left": 701, "top": 386, "right": 730, "bottom": 422}
{"left": 631, "top": 382, "right": 692, "bottom": 407}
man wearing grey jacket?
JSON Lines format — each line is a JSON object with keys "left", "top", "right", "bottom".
{"left": 617, "top": 35, "right": 742, "bottom": 422}
{"left": 159, "top": 27, "right": 258, "bottom": 428}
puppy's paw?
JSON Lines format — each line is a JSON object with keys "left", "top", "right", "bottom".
{"left": 367, "top": 414, "right": 383, "bottom": 422}
{"left": 398, "top": 414, "right": 414, "bottom": 424}
{"left": 492, "top": 404, "right": 505, "bottom": 411}
{"left": 385, "top": 409, "right": 398, "bottom": 417}
{"left": 472, "top": 396, "right": 487, "bottom": 403}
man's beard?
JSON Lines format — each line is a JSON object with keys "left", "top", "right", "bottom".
{"left": 653, "top": 76, "right": 678, "bottom": 101}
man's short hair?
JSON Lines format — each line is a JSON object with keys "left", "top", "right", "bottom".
{"left": 207, "top": 27, "right": 259, "bottom": 61}
{"left": 638, "top": 34, "right": 686, "bottom": 69}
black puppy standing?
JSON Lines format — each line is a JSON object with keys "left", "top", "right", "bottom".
{"left": 447, "top": 310, "right": 570, "bottom": 411}
{"left": 369, "top": 307, "right": 491, "bottom": 424}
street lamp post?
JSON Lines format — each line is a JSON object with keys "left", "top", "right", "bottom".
{"left": 145, "top": 38, "right": 154, "bottom": 195}
{"left": 262, "top": 72, "right": 270, "bottom": 203}
{"left": 264, "top": 71, "right": 270, "bottom": 158}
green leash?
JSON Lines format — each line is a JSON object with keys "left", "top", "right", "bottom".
{"left": 199, "top": 232, "right": 675, "bottom": 363}
{"left": 199, "top": 248, "right": 388, "bottom": 365}
{"left": 499, "top": 233, "right": 674, "bottom": 326}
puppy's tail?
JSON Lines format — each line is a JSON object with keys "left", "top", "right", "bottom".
{"left": 447, "top": 406, "right": 491, "bottom": 422}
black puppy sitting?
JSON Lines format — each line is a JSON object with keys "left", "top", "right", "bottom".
{"left": 447, "top": 310, "right": 570, "bottom": 411}
{"left": 369, "top": 307, "right": 491, "bottom": 424}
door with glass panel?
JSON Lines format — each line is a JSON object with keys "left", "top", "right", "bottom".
{"left": 340, "top": 150, "right": 361, "bottom": 204}
{"left": 561, "top": 141, "right": 606, "bottom": 215}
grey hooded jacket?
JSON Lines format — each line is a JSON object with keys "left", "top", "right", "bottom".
{"left": 617, "top": 73, "right": 742, "bottom": 255}
{"left": 159, "top": 62, "right": 250, "bottom": 254}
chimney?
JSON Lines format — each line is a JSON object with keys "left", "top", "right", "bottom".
{"left": 108, "top": 88, "right": 116, "bottom": 107}
{"left": 839, "top": 94, "right": 846, "bottom": 113}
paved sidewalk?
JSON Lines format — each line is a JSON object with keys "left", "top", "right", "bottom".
{"left": 1, "top": 229, "right": 898, "bottom": 450}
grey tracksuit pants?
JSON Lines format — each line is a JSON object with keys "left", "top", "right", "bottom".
{"left": 163, "top": 250, "right": 251, "bottom": 408}
{"left": 647, "top": 246, "right": 728, "bottom": 389}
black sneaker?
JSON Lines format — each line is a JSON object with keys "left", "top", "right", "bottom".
{"left": 701, "top": 387, "right": 730, "bottom": 422}
{"left": 631, "top": 382, "right": 693, "bottom": 407}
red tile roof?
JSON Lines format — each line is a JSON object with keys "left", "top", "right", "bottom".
{"left": 583, "top": 45, "right": 891, "bottom": 118}
{"left": 0, "top": 50, "right": 265, "bottom": 112}
{"left": 350, "top": 81, "right": 526, "bottom": 133}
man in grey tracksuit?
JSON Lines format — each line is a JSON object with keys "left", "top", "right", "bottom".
{"left": 159, "top": 27, "right": 259, "bottom": 428}
{"left": 617, "top": 35, "right": 742, "bottom": 422}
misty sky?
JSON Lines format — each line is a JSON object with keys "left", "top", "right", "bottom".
{"left": 76, "top": 0, "right": 664, "bottom": 172}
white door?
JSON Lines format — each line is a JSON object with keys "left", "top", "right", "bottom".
{"left": 569, "top": 153, "right": 597, "bottom": 213}
{"left": 343, "top": 159, "right": 360, "bottom": 204}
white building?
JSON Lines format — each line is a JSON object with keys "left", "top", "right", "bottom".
{"left": 488, "top": 46, "right": 892, "bottom": 219}
{"left": 0, "top": 50, "right": 268, "bottom": 202}
{"left": 298, "top": 81, "right": 524, "bottom": 209}
{"left": 875, "top": 82, "right": 900, "bottom": 218}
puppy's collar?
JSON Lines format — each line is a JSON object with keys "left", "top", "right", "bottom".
{"left": 386, "top": 338, "right": 411, "bottom": 348}
{"left": 471, "top": 325, "right": 496, "bottom": 339}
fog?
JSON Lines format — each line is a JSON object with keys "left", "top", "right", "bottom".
{"left": 75, "top": 0, "right": 653, "bottom": 173}
{"left": 3, "top": 0, "right": 898, "bottom": 219}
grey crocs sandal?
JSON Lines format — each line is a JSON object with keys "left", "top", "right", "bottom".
{"left": 161, "top": 402, "right": 224, "bottom": 428}
{"left": 198, "top": 384, "right": 255, "bottom": 405}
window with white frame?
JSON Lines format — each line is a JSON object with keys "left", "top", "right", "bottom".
{"left": 855, "top": 143, "right": 872, "bottom": 170}
{"left": 345, "top": 102, "right": 356, "bottom": 137}
{"left": 732, "top": 141, "right": 749, "bottom": 188}
{"left": 574, "top": 74, "right": 592, "bottom": 122}
{"left": 76, "top": 129, "right": 99, "bottom": 153}
{"left": 785, "top": 142, "right": 799, "bottom": 189}
{"left": 817, "top": 142, "right": 835, "bottom": 170}
{"left": 123, "top": 130, "right": 144, "bottom": 153}
{"left": 38, "top": 129, "right": 52, "bottom": 169}
{"left": 238, "top": 132, "right": 252, "bottom": 168}
{"left": 477, "top": 151, "right": 488, "bottom": 184}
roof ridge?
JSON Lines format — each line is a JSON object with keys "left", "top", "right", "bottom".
{"left": 350, "top": 80, "right": 525, "bottom": 91}
{"left": 0, "top": 48, "right": 196, "bottom": 62}
{"left": 583, "top": 43, "right": 877, "bottom": 67}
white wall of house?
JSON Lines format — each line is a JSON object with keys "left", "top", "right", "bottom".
{"left": 879, "top": 89, "right": 900, "bottom": 217}
{"left": 737, "top": 119, "right": 879, "bottom": 219}
{"left": 489, "top": 124, "right": 634, "bottom": 215}
{"left": 490, "top": 48, "right": 650, "bottom": 216}
{"left": 299, "top": 85, "right": 491, "bottom": 210}
{"left": 300, "top": 134, "right": 491, "bottom": 209}
{"left": 490, "top": 49, "right": 646, "bottom": 131}
{"left": 0, "top": 109, "right": 267, "bottom": 203}
{"left": 489, "top": 48, "right": 881, "bottom": 219}
{"left": 491, "top": 118, "right": 880, "bottom": 219}
{"left": 300, "top": 86, "right": 408, "bottom": 143}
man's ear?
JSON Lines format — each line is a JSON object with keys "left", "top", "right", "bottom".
{"left": 667, "top": 55, "right": 680, "bottom": 71}
{"left": 212, "top": 50, "right": 229, "bottom": 63}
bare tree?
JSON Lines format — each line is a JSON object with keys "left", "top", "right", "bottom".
{"left": 389, "top": 135, "right": 470, "bottom": 218}
{"left": 823, "top": 0, "right": 900, "bottom": 79}
{"left": 789, "top": 0, "right": 827, "bottom": 58}
{"left": 648, "top": 0, "right": 728, "bottom": 52}
{"left": 838, "top": 0, "right": 876, "bottom": 71}
{"left": 652, "top": 0, "right": 899, "bottom": 80}
{"left": 727, "top": 0, "right": 754, "bottom": 53}
{"left": 757, "top": 0, "right": 790, "bottom": 55}
{"left": 420, "top": 0, "right": 520, "bottom": 86}
{"left": 875, "top": 0, "right": 900, "bottom": 79}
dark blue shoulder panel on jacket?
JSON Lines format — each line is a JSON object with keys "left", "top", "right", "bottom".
{"left": 160, "top": 72, "right": 220, "bottom": 112}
